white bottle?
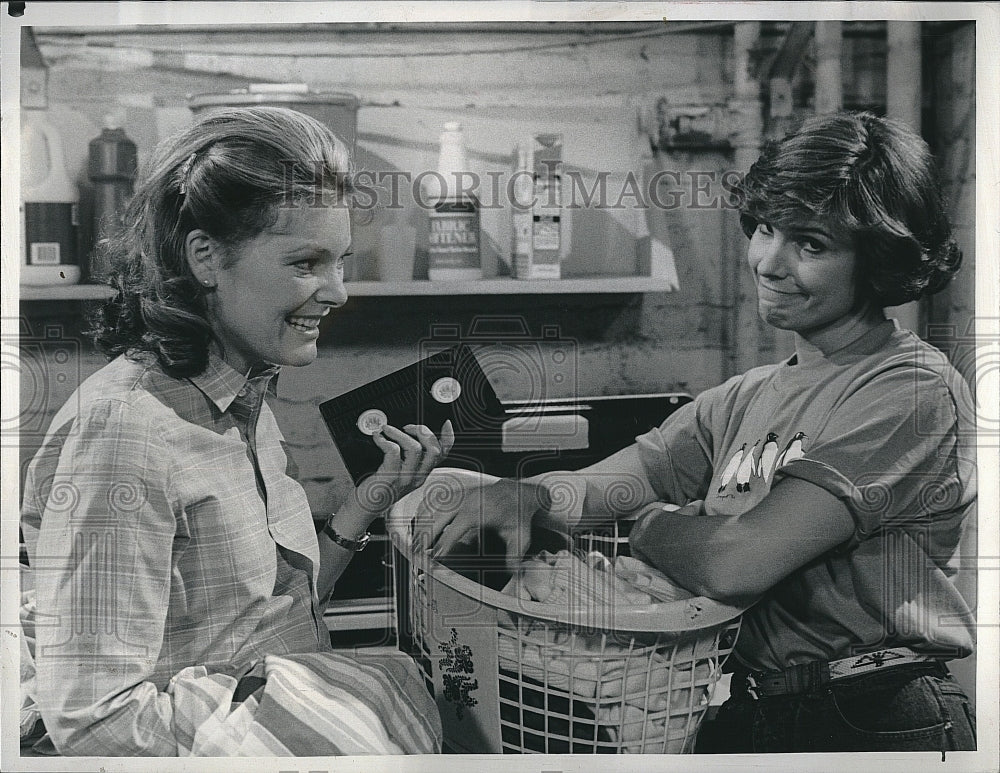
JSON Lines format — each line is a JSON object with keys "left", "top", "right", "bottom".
{"left": 426, "top": 122, "right": 481, "bottom": 281}
{"left": 20, "top": 111, "right": 81, "bottom": 286}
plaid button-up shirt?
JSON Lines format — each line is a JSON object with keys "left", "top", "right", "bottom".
{"left": 21, "top": 352, "right": 331, "bottom": 755}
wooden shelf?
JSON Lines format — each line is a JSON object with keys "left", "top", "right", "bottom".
{"left": 19, "top": 277, "right": 672, "bottom": 302}
{"left": 343, "top": 277, "right": 674, "bottom": 295}
{"left": 19, "top": 284, "right": 116, "bottom": 301}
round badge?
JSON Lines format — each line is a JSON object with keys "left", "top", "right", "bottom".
{"left": 357, "top": 408, "right": 388, "bottom": 436}
{"left": 431, "top": 377, "right": 461, "bottom": 404}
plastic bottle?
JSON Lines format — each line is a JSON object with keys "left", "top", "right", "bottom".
{"left": 20, "top": 111, "right": 81, "bottom": 286}
{"left": 426, "top": 122, "right": 481, "bottom": 281}
{"left": 511, "top": 141, "right": 533, "bottom": 278}
{"left": 87, "top": 116, "right": 137, "bottom": 279}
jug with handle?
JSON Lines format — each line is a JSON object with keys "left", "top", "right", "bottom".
{"left": 20, "top": 111, "right": 81, "bottom": 286}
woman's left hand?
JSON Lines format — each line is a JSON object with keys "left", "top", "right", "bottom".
{"left": 354, "top": 421, "right": 455, "bottom": 515}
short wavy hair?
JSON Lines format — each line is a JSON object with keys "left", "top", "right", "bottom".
{"left": 734, "top": 111, "right": 961, "bottom": 308}
{"left": 90, "top": 106, "right": 354, "bottom": 378}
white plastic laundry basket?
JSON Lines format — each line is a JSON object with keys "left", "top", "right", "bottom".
{"left": 388, "top": 471, "right": 744, "bottom": 754}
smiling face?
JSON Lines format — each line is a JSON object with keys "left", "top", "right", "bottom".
{"left": 201, "top": 204, "right": 352, "bottom": 373}
{"left": 747, "top": 219, "right": 880, "bottom": 353}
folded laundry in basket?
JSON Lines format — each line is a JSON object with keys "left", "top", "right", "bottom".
{"left": 611, "top": 556, "right": 694, "bottom": 603}
{"left": 493, "top": 546, "right": 727, "bottom": 753}
{"left": 497, "top": 631, "right": 602, "bottom": 699}
{"left": 497, "top": 630, "right": 715, "bottom": 753}
{"left": 595, "top": 701, "right": 704, "bottom": 745}
{"left": 496, "top": 629, "right": 714, "bottom": 709}
{"left": 513, "top": 550, "right": 643, "bottom": 606}
{"left": 505, "top": 549, "right": 693, "bottom": 609}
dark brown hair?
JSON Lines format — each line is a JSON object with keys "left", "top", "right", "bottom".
{"left": 90, "top": 106, "right": 353, "bottom": 377}
{"left": 736, "top": 111, "right": 961, "bottom": 307}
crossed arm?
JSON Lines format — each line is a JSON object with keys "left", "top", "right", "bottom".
{"left": 426, "top": 444, "right": 855, "bottom": 603}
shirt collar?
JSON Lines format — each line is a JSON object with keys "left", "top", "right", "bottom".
{"left": 785, "top": 318, "right": 896, "bottom": 367}
{"left": 189, "top": 351, "right": 280, "bottom": 412}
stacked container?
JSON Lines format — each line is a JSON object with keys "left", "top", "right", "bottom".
{"left": 513, "top": 134, "right": 565, "bottom": 280}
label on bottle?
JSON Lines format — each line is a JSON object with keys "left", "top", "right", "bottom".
{"left": 532, "top": 175, "right": 561, "bottom": 255}
{"left": 29, "top": 243, "right": 61, "bottom": 265}
{"left": 514, "top": 211, "right": 533, "bottom": 277}
{"left": 512, "top": 210, "right": 532, "bottom": 267}
{"left": 24, "top": 202, "right": 78, "bottom": 266}
{"left": 525, "top": 171, "right": 561, "bottom": 278}
{"left": 532, "top": 215, "right": 561, "bottom": 252}
{"left": 428, "top": 201, "right": 480, "bottom": 271}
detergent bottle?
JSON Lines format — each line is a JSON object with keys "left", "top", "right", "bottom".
{"left": 425, "top": 122, "right": 481, "bottom": 281}
{"left": 21, "top": 111, "right": 80, "bottom": 285}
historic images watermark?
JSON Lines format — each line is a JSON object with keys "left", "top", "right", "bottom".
{"left": 281, "top": 161, "right": 747, "bottom": 213}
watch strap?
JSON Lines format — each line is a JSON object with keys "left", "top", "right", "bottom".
{"left": 322, "top": 518, "right": 371, "bottom": 552}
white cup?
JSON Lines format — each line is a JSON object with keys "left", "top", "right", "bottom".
{"left": 373, "top": 221, "right": 418, "bottom": 281}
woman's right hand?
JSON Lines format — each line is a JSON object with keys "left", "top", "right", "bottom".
{"left": 412, "top": 476, "right": 548, "bottom": 571}
{"left": 353, "top": 421, "right": 454, "bottom": 516}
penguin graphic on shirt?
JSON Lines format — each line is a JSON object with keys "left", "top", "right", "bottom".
{"left": 775, "top": 431, "right": 807, "bottom": 470}
{"left": 758, "top": 432, "right": 780, "bottom": 482}
{"left": 717, "top": 443, "right": 746, "bottom": 493}
{"left": 735, "top": 439, "right": 760, "bottom": 493}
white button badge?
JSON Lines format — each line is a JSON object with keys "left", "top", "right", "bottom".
{"left": 431, "top": 377, "right": 461, "bottom": 404}
{"left": 357, "top": 408, "right": 388, "bottom": 436}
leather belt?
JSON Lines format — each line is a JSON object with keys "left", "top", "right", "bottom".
{"left": 739, "top": 647, "right": 939, "bottom": 700}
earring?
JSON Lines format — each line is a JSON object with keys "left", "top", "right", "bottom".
{"left": 201, "top": 279, "right": 214, "bottom": 288}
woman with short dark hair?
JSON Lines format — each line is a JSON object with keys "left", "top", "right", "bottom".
{"left": 428, "top": 111, "right": 977, "bottom": 753}
{"left": 737, "top": 110, "right": 961, "bottom": 307}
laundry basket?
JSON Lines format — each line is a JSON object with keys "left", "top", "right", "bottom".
{"left": 387, "top": 471, "right": 745, "bottom": 755}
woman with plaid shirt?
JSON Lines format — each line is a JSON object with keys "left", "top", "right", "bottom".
{"left": 20, "top": 107, "right": 451, "bottom": 756}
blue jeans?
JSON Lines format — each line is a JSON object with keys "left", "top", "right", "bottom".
{"left": 695, "top": 662, "right": 976, "bottom": 754}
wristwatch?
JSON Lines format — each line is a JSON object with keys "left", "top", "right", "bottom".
{"left": 322, "top": 517, "right": 372, "bottom": 552}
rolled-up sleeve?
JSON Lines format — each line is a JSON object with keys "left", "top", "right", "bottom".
{"left": 775, "top": 366, "right": 976, "bottom": 543}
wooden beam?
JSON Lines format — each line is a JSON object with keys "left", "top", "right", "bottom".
{"left": 767, "top": 21, "right": 815, "bottom": 81}
{"left": 885, "top": 21, "right": 924, "bottom": 335}
{"left": 814, "top": 21, "right": 843, "bottom": 114}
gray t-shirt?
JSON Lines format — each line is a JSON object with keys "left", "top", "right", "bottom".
{"left": 635, "top": 320, "right": 977, "bottom": 670}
